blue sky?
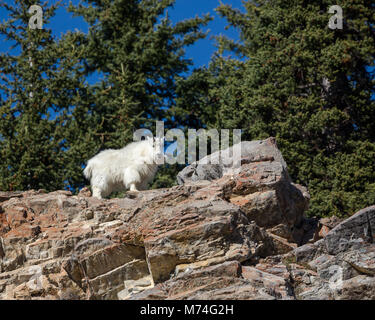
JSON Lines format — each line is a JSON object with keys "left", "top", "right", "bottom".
{"left": 0, "top": 0, "right": 244, "bottom": 70}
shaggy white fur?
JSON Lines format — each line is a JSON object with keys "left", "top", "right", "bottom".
{"left": 83, "top": 137, "right": 164, "bottom": 199}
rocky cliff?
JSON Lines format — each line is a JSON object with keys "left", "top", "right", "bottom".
{"left": 0, "top": 138, "right": 374, "bottom": 300}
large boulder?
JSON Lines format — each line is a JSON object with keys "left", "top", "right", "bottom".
{"left": 324, "top": 206, "right": 375, "bottom": 254}
{"left": 177, "top": 137, "right": 288, "bottom": 184}
{"left": 178, "top": 138, "right": 310, "bottom": 244}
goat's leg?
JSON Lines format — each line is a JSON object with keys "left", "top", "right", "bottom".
{"left": 91, "top": 174, "right": 108, "bottom": 199}
{"left": 124, "top": 166, "right": 141, "bottom": 192}
{"left": 92, "top": 186, "right": 103, "bottom": 199}
{"left": 129, "top": 184, "right": 139, "bottom": 192}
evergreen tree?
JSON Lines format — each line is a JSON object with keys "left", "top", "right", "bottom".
{"left": 0, "top": 0, "right": 83, "bottom": 191}
{"left": 180, "top": 0, "right": 375, "bottom": 217}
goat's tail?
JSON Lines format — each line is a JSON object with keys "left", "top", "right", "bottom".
{"left": 83, "top": 162, "right": 93, "bottom": 180}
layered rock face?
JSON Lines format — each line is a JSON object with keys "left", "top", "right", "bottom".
{"left": 0, "top": 138, "right": 374, "bottom": 300}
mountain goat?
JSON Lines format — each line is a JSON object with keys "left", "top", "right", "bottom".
{"left": 83, "top": 137, "right": 164, "bottom": 199}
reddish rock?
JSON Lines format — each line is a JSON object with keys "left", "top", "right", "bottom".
{"left": 1, "top": 139, "right": 372, "bottom": 300}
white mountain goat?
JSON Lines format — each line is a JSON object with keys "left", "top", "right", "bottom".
{"left": 83, "top": 137, "right": 164, "bottom": 198}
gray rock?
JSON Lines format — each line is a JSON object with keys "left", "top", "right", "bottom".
{"left": 177, "top": 137, "right": 288, "bottom": 184}
{"left": 73, "top": 238, "right": 114, "bottom": 257}
{"left": 129, "top": 261, "right": 295, "bottom": 300}
{"left": 340, "top": 276, "right": 375, "bottom": 300}
{"left": 294, "top": 244, "right": 318, "bottom": 263}
{"left": 324, "top": 206, "right": 375, "bottom": 254}
{"left": 0, "top": 191, "right": 24, "bottom": 203}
